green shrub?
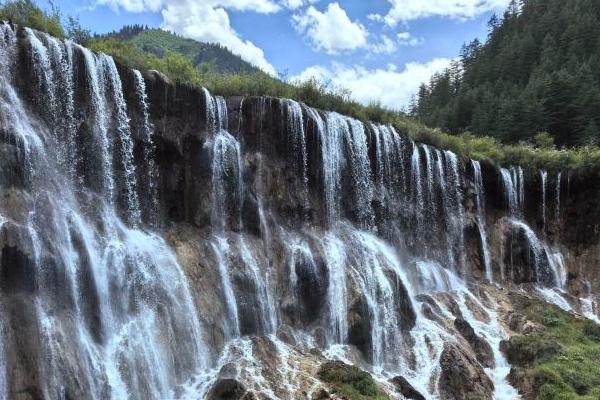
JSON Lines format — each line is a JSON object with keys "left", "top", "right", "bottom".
{"left": 0, "top": 0, "right": 63, "bottom": 38}
{"left": 317, "top": 361, "right": 389, "bottom": 400}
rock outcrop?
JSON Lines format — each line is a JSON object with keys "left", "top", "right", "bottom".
{"left": 438, "top": 343, "right": 494, "bottom": 400}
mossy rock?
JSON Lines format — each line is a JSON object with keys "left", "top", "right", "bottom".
{"left": 317, "top": 361, "right": 389, "bottom": 400}
{"left": 506, "top": 294, "right": 600, "bottom": 399}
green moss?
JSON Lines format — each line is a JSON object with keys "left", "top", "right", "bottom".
{"left": 317, "top": 361, "right": 390, "bottom": 400}
{"left": 509, "top": 299, "right": 600, "bottom": 399}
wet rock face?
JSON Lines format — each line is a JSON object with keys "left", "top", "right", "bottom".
{"left": 454, "top": 317, "right": 495, "bottom": 368}
{"left": 346, "top": 294, "right": 373, "bottom": 362}
{"left": 390, "top": 376, "right": 426, "bottom": 400}
{"left": 207, "top": 378, "right": 247, "bottom": 400}
{"left": 438, "top": 342, "right": 494, "bottom": 400}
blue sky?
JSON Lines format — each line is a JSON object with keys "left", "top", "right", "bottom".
{"left": 51, "top": 0, "right": 510, "bottom": 110}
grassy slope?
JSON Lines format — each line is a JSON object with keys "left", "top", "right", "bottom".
{"left": 127, "top": 29, "right": 260, "bottom": 75}
{"left": 507, "top": 297, "right": 600, "bottom": 399}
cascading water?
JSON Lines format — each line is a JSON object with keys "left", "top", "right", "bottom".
{"left": 133, "top": 69, "right": 159, "bottom": 226}
{"left": 284, "top": 100, "right": 309, "bottom": 207}
{"left": 239, "top": 238, "right": 278, "bottom": 335}
{"left": 105, "top": 56, "right": 142, "bottom": 226}
{"left": 4, "top": 23, "right": 598, "bottom": 400}
{"left": 80, "top": 45, "right": 115, "bottom": 203}
{"left": 411, "top": 143, "right": 425, "bottom": 238}
{"left": 322, "top": 233, "right": 348, "bottom": 344}
{"left": 501, "top": 167, "right": 524, "bottom": 217}
{"left": 346, "top": 119, "right": 375, "bottom": 229}
{"left": 208, "top": 129, "right": 244, "bottom": 231}
{"left": 0, "top": 25, "right": 207, "bottom": 399}
{"left": 473, "top": 161, "right": 492, "bottom": 281}
{"left": 555, "top": 171, "right": 562, "bottom": 237}
{"left": 321, "top": 112, "right": 345, "bottom": 223}
{"left": 211, "top": 236, "right": 240, "bottom": 339}
{"left": 540, "top": 170, "right": 547, "bottom": 236}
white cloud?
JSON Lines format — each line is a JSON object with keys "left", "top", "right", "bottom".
{"left": 372, "top": 0, "right": 510, "bottom": 26}
{"left": 161, "top": 1, "right": 276, "bottom": 74}
{"left": 97, "top": 0, "right": 164, "bottom": 13}
{"left": 370, "top": 35, "right": 397, "bottom": 54}
{"left": 98, "top": 0, "right": 282, "bottom": 13}
{"left": 280, "top": 0, "right": 317, "bottom": 9}
{"left": 370, "top": 32, "right": 424, "bottom": 54}
{"left": 292, "top": 58, "right": 452, "bottom": 109}
{"left": 397, "top": 31, "right": 424, "bottom": 46}
{"left": 292, "top": 2, "right": 368, "bottom": 54}
{"left": 96, "top": 0, "right": 278, "bottom": 74}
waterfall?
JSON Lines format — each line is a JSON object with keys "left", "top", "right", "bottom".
{"left": 555, "top": 172, "right": 562, "bottom": 233}
{"left": 320, "top": 112, "right": 374, "bottom": 227}
{"left": 284, "top": 100, "right": 309, "bottom": 206}
{"left": 203, "top": 88, "right": 228, "bottom": 132}
{"left": 423, "top": 145, "right": 436, "bottom": 213}
{"left": 411, "top": 143, "right": 424, "bottom": 239}
{"left": 288, "top": 238, "right": 318, "bottom": 297}
{"left": 446, "top": 151, "right": 465, "bottom": 275}
{"left": 211, "top": 236, "right": 240, "bottom": 339}
{"left": 346, "top": 119, "right": 375, "bottom": 229}
{"left": 209, "top": 130, "right": 244, "bottom": 232}
{"left": 454, "top": 290, "right": 520, "bottom": 400}
{"left": 507, "top": 219, "right": 565, "bottom": 287}
{"left": 104, "top": 55, "right": 142, "bottom": 226}
{"left": 501, "top": 167, "right": 524, "bottom": 217}
{"left": 25, "top": 30, "right": 78, "bottom": 181}
{"left": 133, "top": 69, "right": 159, "bottom": 226}
{"left": 472, "top": 161, "right": 492, "bottom": 281}
{"left": 344, "top": 228, "right": 414, "bottom": 370}
{"left": 239, "top": 237, "right": 278, "bottom": 335}
{"left": 3, "top": 24, "right": 593, "bottom": 400}
{"left": 79, "top": 45, "right": 115, "bottom": 204}
{"left": 322, "top": 112, "right": 345, "bottom": 223}
{"left": 372, "top": 124, "right": 406, "bottom": 202}
{"left": 0, "top": 28, "right": 207, "bottom": 399}
{"left": 322, "top": 232, "right": 348, "bottom": 344}
{"left": 540, "top": 170, "right": 547, "bottom": 236}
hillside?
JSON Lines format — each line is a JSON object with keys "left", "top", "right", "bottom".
{"left": 103, "top": 26, "right": 260, "bottom": 75}
{"left": 414, "top": 0, "right": 600, "bottom": 148}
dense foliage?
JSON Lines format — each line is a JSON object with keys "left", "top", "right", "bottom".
{"left": 0, "top": 0, "right": 62, "bottom": 37}
{"left": 506, "top": 297, "right": 600, "bottom": 399}
{"left": 414, "top": 0, "right": 600, "bottom": 148}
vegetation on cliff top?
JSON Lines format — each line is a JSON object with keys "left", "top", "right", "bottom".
{"left": 3, "top": 0, "right": 600, "bottom": 170}
{"left": 505, "top": 297, "right": 600, "bottom": 399}
{"left": 415, "top": 0, "right": 600, "bottom": 148}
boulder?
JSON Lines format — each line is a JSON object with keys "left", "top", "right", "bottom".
{"left": 390, "top": 376, "right": 426, "bottom": 400}
{"left": 207, "top": 378, "right": 247, "bottom": 400}
{"left": 438, "top": 342, "right": 494, "bottom": 400}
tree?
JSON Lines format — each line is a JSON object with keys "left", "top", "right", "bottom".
{"left": 414, "top": 0, "right": 600, "bottom": 146}
{"left": 534, "top": 132, "right": 555, "bottom": 149}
